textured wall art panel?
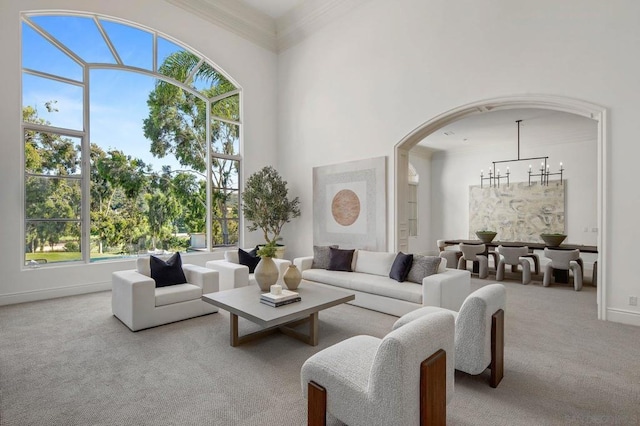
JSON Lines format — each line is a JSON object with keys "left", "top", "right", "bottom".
{"left": 469, "top": 181, "right": 565, "bottom": 241}
{"left": 313, "top": 157, "right": 386, "bottom": 251}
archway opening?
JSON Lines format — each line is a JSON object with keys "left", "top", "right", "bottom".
{"left": 394, "top": 95, "right": 607, "bottom": 320}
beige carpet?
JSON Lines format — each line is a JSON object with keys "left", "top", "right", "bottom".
{"left": 1, "top": 276, "right": 639, "bottom": 425}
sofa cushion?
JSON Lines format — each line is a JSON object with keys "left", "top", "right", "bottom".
{"left": 327, "top": 247, "right": 355, "bottom": 272}
{"left": 407, "top": 255, "right": 442, "bottom": 284}
{"left": 155, "top": 283, "right": 202, "bottom": 307}
{"left": 150, "top": 253, "right": 187, "bottom": 287}
{"left": 312, "top": 245, "right": 338, "bottom": 269}
{"left": 389, "top": 252, "right": 413, "bottom": 282}
{"left": 355, "top": 250, "right": 397, "bottom": 277}
{"left": 238, "top": 248, "right": 260, "bottom": 273}
{"left": 302, "top": 270, "right": 422, "bottom": 304}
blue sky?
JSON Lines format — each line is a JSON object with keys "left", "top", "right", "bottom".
{"left": 22, "top": 15, "right": 187, "bottom": 172}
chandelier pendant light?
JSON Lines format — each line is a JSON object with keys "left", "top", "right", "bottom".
{"left": 480, "top": 119, "right": 564, "bottom": 188}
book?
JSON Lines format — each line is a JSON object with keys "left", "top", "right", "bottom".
{"left": 260, "top": 289, "right": 299, "bottom": 303}
{"left": 260, "top": 297, "right": 302, "bottom": 307}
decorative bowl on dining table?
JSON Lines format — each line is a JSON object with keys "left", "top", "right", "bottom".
{"left": 475, "top": 230, "right": 497, "bottom": 243}
{"left": 539, "top": 233, "right": 567, "bottom": 247}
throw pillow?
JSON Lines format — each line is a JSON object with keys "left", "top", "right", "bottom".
{"left": 150, "top": 252, "right": 187, "bottom": 287}
{"left": 389, "top": 252, "right": 414, "bottom": 282}
{"left": 327, "top": 247, "right": 355, "bottom": 272}
{"left": 312, "top": 245, "right": 338, "bottom": 269}
{"left": 238, "top": 247, "right": 261, "bottom": 273}
{"left": 406, "top": 255, "right": 442, "bottom": 284}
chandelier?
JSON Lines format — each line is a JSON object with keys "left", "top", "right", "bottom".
{"left": 480, "top": 119, "right": 564, "bottom": 188}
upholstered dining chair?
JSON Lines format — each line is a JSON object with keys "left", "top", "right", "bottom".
{"left": 437, "top": 239, "right": 463, "bottom": 272}
{"left": 495, "top": 245, "right": 537, "bottom": 284}
{"left": 301, "top": 311, "right": 455, "bottom": 426}
{"left": 457, "top": 243, "right": 489, "bottom": 279}
{"left": 543, "top": 248, "right": 583, "bottom": 291}
{"left": 393, "top": 283, "right": 506, "bottom": 388}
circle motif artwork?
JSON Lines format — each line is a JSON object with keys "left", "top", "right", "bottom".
{"left": 332, "top": 189, "right": 360, "bottom": 226}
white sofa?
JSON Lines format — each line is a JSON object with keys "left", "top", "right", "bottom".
{"left": 112, "top": 257, "right": 219, "bottom": 331}
{"left": 294, "top": 250, "right": 471, "bottom": 317}
{"left": 205, "top": 249, "right": 291, "bottom": 291}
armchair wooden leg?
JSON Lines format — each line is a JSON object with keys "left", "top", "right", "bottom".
{"left": 421, "top": 349, "right": 446, "bottom": 426}
{"left": 308, "top": 381, "right": 326, "bottom": 426}
{"left": 490, "top": 309, "right": 504, "bottom": 388}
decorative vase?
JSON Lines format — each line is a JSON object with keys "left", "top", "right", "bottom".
{"left": 254, "top": 257, "right": 279, "bottom": 291}
{"left": 283, "top": 264, "right": 302, "bottom": 290}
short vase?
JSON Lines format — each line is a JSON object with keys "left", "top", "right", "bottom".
{"left": 283, "top": 264, "right": 302, "bottom": 290}
{"left": 254, "top": 257, "right": 279, "bottom": 291}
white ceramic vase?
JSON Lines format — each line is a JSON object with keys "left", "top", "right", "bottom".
{"left": 254, "top": 257, "right": 279, "bottom": 291}
{"left": 283, "top": 264, "right": 302, "bottom": 290}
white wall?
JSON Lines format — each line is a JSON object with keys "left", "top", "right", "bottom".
{"left": 0, "top": 0, "right": 278, "bottom": 304}
{"left": 277, "top": 0, "right": 640, "bottom": 325}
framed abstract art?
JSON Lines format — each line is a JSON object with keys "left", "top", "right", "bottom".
{"left": 313, "top": 156, "right": 386, "bottom": 251}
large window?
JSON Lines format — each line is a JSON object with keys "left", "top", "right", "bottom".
{"left": 22, "top": 13, "right": 241, "bottom": 266}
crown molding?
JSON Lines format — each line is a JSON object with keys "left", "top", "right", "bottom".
{"left": 276, "top": 0, "right": 368, "bottom": 51}
{"left": 164, "top": 0, "right": 278, "bottom": 51}
{"left": 165, "top": 0, "right": 369, "bottom": 53}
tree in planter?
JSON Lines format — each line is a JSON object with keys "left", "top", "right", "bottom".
{"left": 243, "top": 166, "right": 301, "bottom": 246}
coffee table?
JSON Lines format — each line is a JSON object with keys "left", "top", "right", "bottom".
{"left": 201, "top": 281, "right": 355, "bottom": 347}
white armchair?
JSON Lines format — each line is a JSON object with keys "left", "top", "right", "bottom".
{"left": 205, "top": 249, "right": 291, "bottom": 291}
{"left": 112, "top": 257, "right": 219, "bottom": 331}
{"left": 393, "top": 283, "right": 506, "bottom": 388}
{"left": 301, "top": 311, "right": 455, "bottom": 426}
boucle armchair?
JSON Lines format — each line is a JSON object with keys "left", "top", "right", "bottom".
{"left": 301, "top": 311, "right": 455, "bottom": 426}
{"left": 458, "top": 243, "right": 489, "bottom": 279}
{"left": 112, "top": 257, "right": 219, "bottom": 331}
{"left": 393, "top": 283, "right": 506, "bottom": 388}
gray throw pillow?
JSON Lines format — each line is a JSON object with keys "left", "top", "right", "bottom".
{"left": 406, "top": 255, "right": 441, "bottom": 284}
{"left": 312, "top": 245, "right": 338, "bottom": 269}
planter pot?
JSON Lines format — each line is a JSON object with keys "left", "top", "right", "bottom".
{"left": 283, "top": 264, "right": 302, "bottom": 290}
{"left": 254, "top": 257, "right": 279, "bottom": 291}
{"left": 476, "top": 231, "right": 497, "bottom": 243}
{"left": 540, "top": 234, "right": 567, "bottom": 247}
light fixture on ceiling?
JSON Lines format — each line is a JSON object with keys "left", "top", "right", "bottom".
{"left": 480, "top": 119, "right": 564, "bottom": 188}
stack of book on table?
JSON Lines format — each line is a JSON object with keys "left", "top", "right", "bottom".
{"left": 260, "top": 289, "right": 301, "bottom": 307}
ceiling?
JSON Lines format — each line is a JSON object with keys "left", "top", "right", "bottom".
{"left": 417, "top": 109, "right": 598, "bottom": 153}
{"left": 239, "top": 0, "right": 304, "bottom": 18}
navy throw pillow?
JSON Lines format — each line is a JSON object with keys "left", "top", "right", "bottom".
{"left": 389, "top": 252, "right": 414, "bottom": 282}
{"left": 327, "top": 247, "right": 355, "bottom": 272}
{"left": 238, "top": 247, "right": 261, "bottom": 273}
{"left": 150, "top": 252, "right": 187, "bottom": 287}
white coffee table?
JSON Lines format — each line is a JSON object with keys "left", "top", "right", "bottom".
{"left": 202, "top": 281, "right": 355, "bottom": 347}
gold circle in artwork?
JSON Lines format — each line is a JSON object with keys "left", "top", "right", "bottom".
{"left": 332, "top": 189, "right": 361, "bottom": 226}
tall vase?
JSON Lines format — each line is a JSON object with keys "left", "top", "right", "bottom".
{"left": 254, "top": 257, "right": 279, "bottom": 291}
{"left": 283, "top": 264, "right": 302, "bottom": 290}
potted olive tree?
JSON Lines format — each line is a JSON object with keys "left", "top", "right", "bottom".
{"left": 242, "top": 166, "right": 301, "bottom": 258}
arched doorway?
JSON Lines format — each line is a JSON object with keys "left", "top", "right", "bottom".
{"left": 394, "top": 94, "right": 607, "bottom": 320}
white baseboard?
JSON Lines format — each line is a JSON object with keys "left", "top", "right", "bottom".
{"left": 606, "top": 308, "right": 640, "bottom": 327}
{"left": 0, "top": 281, "right": 111, "bottom": 306}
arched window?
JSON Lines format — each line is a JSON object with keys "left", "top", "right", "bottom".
{"left": 22, "top": 12, "right": 241, "bottom": 266}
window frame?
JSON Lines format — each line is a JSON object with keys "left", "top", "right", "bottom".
{"left": 21, "top": 12, "right": 243, "bottom": 268}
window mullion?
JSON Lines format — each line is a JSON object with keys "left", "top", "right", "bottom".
{"left": 81, "top": 66, "right": 91, "bottom": 263}
{"left": 206, "top": 101, "right": 212, "bottom": 251}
